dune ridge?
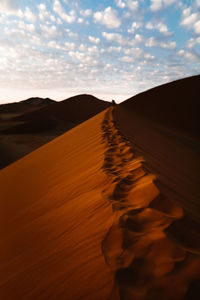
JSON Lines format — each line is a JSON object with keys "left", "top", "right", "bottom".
{"left": 101, "top": 107, "right": 200, "bottom": 299}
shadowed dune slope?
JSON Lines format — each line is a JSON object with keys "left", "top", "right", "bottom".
{"left": 0, "top": 109, "right": 115, "bottom": 300}
{"left": 0, "top": 95, "right": 111, "bottom": 170}
{"left": 2, "top": 94, "right": 111, "bottom": 134}
{"left": 112, "top": 76, "right": 200, "bottom": 298}
{"left": 121, "top": 75, "right": 200, "bottom": 138}
{"left": 115, "top": 75, "right": 200, "bottom": 217}
{"left": 0, "top": 97, "right": 55, "bottom": 117}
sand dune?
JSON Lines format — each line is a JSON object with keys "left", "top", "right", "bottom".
{"left": 0, "top": 94, "right": 110, "bottom": 169}
{"left": 0, "top": 97, "right": 55, "bottom": 118}
{"left": 0, "top": 76, "right": 199, "bottom": 299}
{"left": 0, "top": 109, "right": 115, "bottom": 299}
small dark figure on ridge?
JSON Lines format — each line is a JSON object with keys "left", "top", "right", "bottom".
{"left": 112, "top": 100, "right": 116, "bottom": 106}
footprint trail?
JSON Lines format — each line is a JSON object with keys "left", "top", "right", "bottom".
{"left": 101, "top": 107, "right": 200, "bottom": 300}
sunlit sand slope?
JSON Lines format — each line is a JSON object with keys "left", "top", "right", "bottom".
{"left": 0, "top": 110, "right": 114, "bottom": 300}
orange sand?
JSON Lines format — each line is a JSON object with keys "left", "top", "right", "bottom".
{"left": 0, "top": 110, "right": 114, "bottom": 299}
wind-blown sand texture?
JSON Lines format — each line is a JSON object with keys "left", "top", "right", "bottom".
{"left": 0, "top": 76, "right": 199, "bottom": 299}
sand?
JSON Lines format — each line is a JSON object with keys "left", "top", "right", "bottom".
{"left": 0, "top": 110, "right": 114, "bottom": 299}
{"left": 0, "top": 76, "right": 199, "bottom": 299}
{"left": 0, "top": 95, "right": 110, "bottom": 169}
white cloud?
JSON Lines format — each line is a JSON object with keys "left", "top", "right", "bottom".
{"left": 196, "top": 0, "right": 200, "bottom": 7}
{"left": 128, "top": 21, "right": 140, "bottom": 33}
{"left": 163, "top": 0, "right": 176, "bottom": 5}
{"left": 0, "top": 0, "right": 20, "bottom": 15}
{"left": 18, "top": 21, "right": 36, "bottom": 33}
{"left": 146, "top": 21, "right": 171, "bottom": 36}
{"left": 150, "top": 0, "right": 176, "bottom": 11}
{"left": 145, "top": 37, "right": 176, "bottom": 49}
{"left": 94, "top": 7, "right": 121, "bottom": 29}
{"left": 187, "top": 37, "right": 200, "bottom": 48}
{"left": 24, "top": 7, "right": 36, "bottom": 23}
{"left": 194, "top": 20, "right": 200, "bottom": 34}
{"left": 102, "top": 32, "right": 124, "bottom": 45}
{"left": 150, "top": 0, "right": 162, "bottom": 11}
{"left": 53, "top": 0, "right": 76, "bottom": 23}
{"left": 40, "top": 24, "right": 60, "bottom": 39}
{"left": 183, "top": 51, "right": 200, "bottom": 61}
{"left": 180, "top": 6, "right": 200, "bottom": 35}
{"left": 65, "top": 42, "right": 75, "bottom": 50}
{"left": 66, "top": 29, "right": 78, "bottom": 39}
{"left": 88, "top": 36, "right": 100, "bottom": 44}
{"left": 38, "top": 4, "right": 50, "bottom": 22}
{"left": 48, "top": 40, "right": 62, "bottom": 50}
{"left": 121, "top": 56, "right": 134, "bottom": 63}
{"left": 160, "top": 41, "right": 176, "bottom": 49}
{"left": 80, "top": 9, "right": 92, "bottom": 17}
{"left": 181, "top": 11, "right": 198, "bottom": 28}
{"left": 115, "top": 0, "right": 126, "bottom": 8}
{"left": 146, "top": 22, "right": 154, "bottom": 30}
{"left": 79, "top": 44, "right": 87, "bottom": 52}
{"left": 77, "top": 18, "right": 84, "bottom": 24}
{"left": 126, "top": 0, "right": 138, "bottom": 11}
{"left": 107, "top": 46, "right": 121, "bottom": 53}
{"left": 145, "top": 37, "right": 157, "bottom": 47}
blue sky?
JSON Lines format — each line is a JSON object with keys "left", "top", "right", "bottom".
{"left": 0, "top": 0, "right": 199, "bottom": 103}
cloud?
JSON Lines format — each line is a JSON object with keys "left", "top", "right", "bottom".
{"left": 146, "top": 21, "right": 171, "bottom": 36}
{"left": 53, "top": 0, "right": 76, "bottom": 23}
{"left": 94, "top": 7, "right": 121, "bottom": 29}
{"left": 107, "top": 46, "right": 121, "bottom": 53}
{"left": 66, "top": 29, "right": 78, "bottom": 39}
{"left": 180, "top": 5, "right": 200, "bottom": 35}
{"left": 150, "top": 0, "right": 176, "bottom": 11}
{"left": 38, "top": 4, "right": 50, "bottom": 22}
{"left": 48, "top": 40, "right": 62, "bottom": 50}
{"left": 126, "top": 0, "right": 138, "bottom": 11}
{"left": 65, "top": 42, "right": 75, "bottom": 50}
{"left": 181, "top": 7, "right": 198, "bottom": 28}
{"left": 150, "top": 0, "right": 162, "bottom": 11}
{"left": 0, "top": 0, "right": 20, "bottom": 14}
{"left": 40, "top": 24, "right": 60, "bottom": 39}
{"left": 102, "top": 32, "right": 124, "bottom": 44}
{"left": 80, "top": 9, "right": 92, "bottom": 17}
{"left": 178, "top": 49, "right": 200, "bottom": 61}
{"left": 128, "top": 21, "right": 140, "bottom": 33}
{"left": 115, "top": 0, "right": 126, "bottom": 8}
{"left": 24, "top": 7, "right": 36, "bottom": 23}
{"left": 88, "top": 36, "right": 100, "bottom": 45}
{"left": 187, "top": 37, "right": 200, "bottom": 48}
{"left": 145, "top": 37, "right": 176, "bottom": 49}
{"left": 194, "top": 20, "right": 200, "bottom": 34}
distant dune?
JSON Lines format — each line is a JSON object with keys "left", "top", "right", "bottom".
{"left": 0, "top": 94, "right": 110, "bottom": 169}
{"left": 0, "top": 76, "right": 199, "bottom": 299}
{"left": 0, "top": 97, "right": 55, "bottom": 117}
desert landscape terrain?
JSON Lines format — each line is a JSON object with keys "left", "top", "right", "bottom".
{"left": 0, "top": 75, "right": 199, "bottom": 299}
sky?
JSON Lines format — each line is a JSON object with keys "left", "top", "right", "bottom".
{"left": 0, "top": 0, "right": 199, "bottom": 103}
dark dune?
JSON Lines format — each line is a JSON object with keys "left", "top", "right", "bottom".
{"left": 1, "top": 94, "right": 110, "bottom": 135}
{"left": 8, "top": 94, "right": 111, "bottom": 133}
{"left": 0, "top": 97, "right": 55, "bottom": 117}
{"left": 112, "top": 75, "right": 200, "bottom": 298}
{"left": 0, "top": 94, "right": 110, "bottom": 169}
{"left": 121, "top": 75, "right": 200, "bottom": 138}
